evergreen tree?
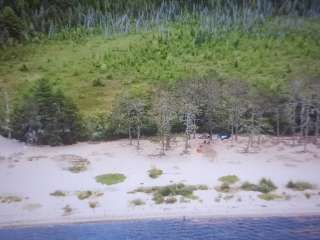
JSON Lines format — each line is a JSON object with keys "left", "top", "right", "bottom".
{"left": 11, "top": 78, "right": 83, "bottom": 145}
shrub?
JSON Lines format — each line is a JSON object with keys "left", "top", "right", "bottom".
{"left": 130, "top": 199, "right": 146, "bottom": 206}
{"left": 50, "top": 191, "right": 66, "bottom": 197}
{"left": 148, "top": 167, "right": 163, "bottom": 179}
{"left": 95, "top": 173, "right": 126, "bottom": 185}
{"left": 215, "top": 183, "right": 230, "bottom": 193}
{"left": 12, "top": 79, "right": 83, "bottom": 145}
{"left": 77, "top": 191, "right": 92, "bottom": 200}
{"left": 258, "top": 193, "right": 283, "bottom": 201}
{"left": 89, "top": 201, "right": 98, "bottom": 208}
{"left": 218, "top": 175, "right": 239, "bottom": 185}
{"left": 286, "top": 181, "right": 314, "bottom": 191}
{"left": 241, "top": 178, "right": 277, "bottom": 193}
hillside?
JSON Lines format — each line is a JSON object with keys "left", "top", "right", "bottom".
{"left": 1, "top": 18, "right": 319, "bottom": 115}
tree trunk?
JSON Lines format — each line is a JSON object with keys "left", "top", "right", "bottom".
{"left": 276, "top": 109, "right": 280, "bottom": 143}
{"left": 4, "top": 91, "right": 11, "bottom": 139}
{"left": 128, "top": 124, "right": 132, "bottom": 145}
{"left": 165, "top": 133, "right": 170, "bottom": 150}
{"left": 315, "top": 109, "right": 319, "bottom": 145}
{"left": 161, "top": 129, "right": 165, "bottom": 155}
{"left": 137, "top": 125, "right": 141, "bottom": 150}
{"left": 304, "top": 107, "right": 310, "bottom": 152}
{"left": 184, "top": 134, "right": 189, "bottom": 152}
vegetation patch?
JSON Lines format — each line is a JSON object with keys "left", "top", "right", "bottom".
{"left": 77, "top": 191, "right": 93, "bottom": 200}
{"left": 89, "top": 201, "right": 99, "bottom": 208}
{"left": 95, "top": 173, "right": 126, "bottom": 185}
{"left": 286, "top": 181, "right": 314, "bottom": 191}
{"left": 130, "top": 199, "right": 146, "bottom": 206}
{"left": 241, "top": 178, "right": 277, "bottom": 193}
{"left": 218, "top": 175, "right": 240, "bottom": 185}
{"left": 68, "top": 160, "right": 89, "bottom": 173}
{"left": 0, "top": 196, "right": 22, "bottom": 204}
{"left": 258, "top": 193, "right": 283, "bottom": 201}
{"left": 130, "top": 183, "right": 207, "bottom": 204}
{"left": 215, "top": 183, "right": 231, "bottom": 193}
{"left": 50, "top": 191, "right": 67, "bottom": 197}
{"left": 63, "top": 205, "right": 73, "bottom": 216}
{"left": 148, "top": 167, "right": 163, "bottom": 179}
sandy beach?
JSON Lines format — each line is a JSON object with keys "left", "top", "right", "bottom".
{"left": 0, "top": 135, "right": 320, "bottom": 228}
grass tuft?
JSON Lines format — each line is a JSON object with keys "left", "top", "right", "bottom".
{"left": 286, "top": 181, "right": 314, "bottom": 191}
{"left": 130, "top": 199, "right": 146, "bottom": 206}
{"left": 258, "top": 193, "right": 283, "bottom": 201}
{"left": 95, "top": 173, "right": 126, "bottom": 185}
{"left": 148, "top": 167, "right": 163, "bottom": 179}
{"left": 50, "top": 190, "right": 67, "bottom": 197}
{"left": 241, "top": 178, "right": 277, "bottom": 193}
{"left": 218, "top": 175, "right": 239, "bottom": 185}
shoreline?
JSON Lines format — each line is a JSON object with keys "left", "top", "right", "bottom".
{"left": 2, "top": 210, "right": 320, "bottom": 229}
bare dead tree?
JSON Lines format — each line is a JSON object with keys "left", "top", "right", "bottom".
{"left": 223, "top": 79, "right": 249, "bottom": 143}
{"left": 153, "top": 89, "right": 175, "bottom": 155}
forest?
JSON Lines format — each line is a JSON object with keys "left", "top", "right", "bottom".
{"left": 0, "top": 0, "right": 319, "bottom": 148}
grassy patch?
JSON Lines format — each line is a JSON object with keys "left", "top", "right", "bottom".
{"left": 95, "top": 173, "right": 126, "bottom": 185}
{"left": 68, "top": 161, "right": 89, "bottom": 173}
{"left": 218, "top": 175, "right": 239, "bottom": 185}
{"left": 77, "top": 191, "right": 92, "bottom": 200}
{"left": 50, "top": 190, "right": 67, "bottom": 197}
{"left": 130, "top": 199, "right": 146, "bottom": 206}
{"left": 258, "top": 193, "right": 283, "bottom": 201}
{"left": 0, "top": 196, "right": 22, "bottom": 204}
{"left": 286, "top": 181, "right": 314, "bottom": 191}
{"left": 130, "top": 183, "right": 207, "bottom": 204}
{"left": 148, "top": 167, "right": 163, "bottom": 179}
{"left": 241, "top": 178, "right": 277, "bottom": 193}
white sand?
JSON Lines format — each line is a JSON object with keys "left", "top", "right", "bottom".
{"left": 0, "top": 135, "right": 320, "bottom": 227}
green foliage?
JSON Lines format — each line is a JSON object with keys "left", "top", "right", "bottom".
{"left": 130, "top": 199, "right": 146, "bottom": 206}
{"left": 215, "top": 183, "right": 231, "bottom": 193}
{"left": 131, "top": 183, "right": 207, "bottom": 204}
{"left": 148, "top": 167, "right": 163, "bottom": 179}
{"left": 77, "top": 191, "right": 92, "bottom": 200}
{"left": 218, "top": 175, "right": 239, "bottom": 185}
{"left": 258, "top": 193, "right": 283, "bottom": 201}
{"left": 241, "top": 178, "right": 277, "bottom": 193}
{"left": 286, "top": 181, "right": 314, "bottom": 191}
{"left": 11, "top": 79, "right": 83, "bottom": 145}
{"left": 50, "top": 190, "right": 67, "bottom": 197}
{"left": 95, "top": 173, "right": 126, "bottom": 185}
{"left": 0, "top": 6, "right": 24, "bottom": 43}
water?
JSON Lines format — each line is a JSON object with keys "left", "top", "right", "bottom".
{"left": 1, "top": 216, "right": 320, "bottom": 240}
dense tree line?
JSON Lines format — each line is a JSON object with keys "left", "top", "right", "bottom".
{"left": 1, "top": 0, "right": 319, "bottom": 45}
{"left": 1, "top": 75, "right": 319, "bottom": 147}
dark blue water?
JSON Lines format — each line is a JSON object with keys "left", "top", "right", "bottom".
{"left": 1, "top": 216, "right": 320, "bottom": 240}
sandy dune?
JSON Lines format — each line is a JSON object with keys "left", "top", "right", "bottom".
{"left": 0, "top": 135, "right": 320, "bottom": 227}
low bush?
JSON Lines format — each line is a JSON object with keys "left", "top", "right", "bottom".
{"left": 258, "top": 193, "right": 283, "bottom": 201}
{"left": 218, "top": 175, "right": 239, "bottom": 185}
{"left": 148, "top": 168, "right": 163, "bottom": 179}
{"left": 77, "top": 191, "right": 92, "bottom": 200}
{"left": 241, "top": 178, "right": 277, "bottom": 193}
{"left": 286, "top": 181, "right": 314, "bottom": 191}
{"left": 50, "top": 190, "right": 67, "bottom": 197}
{"left": 130, "top": 199, "right": 146, "bottom": 206}
{"left": 95, "top": 173, "right": 126, "bottom": 185}
{"left": 215, "top": 183, "right": 230, "bottom": 193}
{"left": 131, "top": 183, "right": 207, "bottom": 204}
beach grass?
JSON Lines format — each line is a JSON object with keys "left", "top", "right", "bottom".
{"left": 241, "top": 178, "right": 277, "bottom": 193}
{"left": 286, "top": 181, "right": 314, "bottom": 191}
{"left": 95, "top": 173, "right": 126, "bottom": 185}
{"left": 130, "top": 199, "right": 146, "bottom": 206}
{"left": 258, "top": 193, "right": 283, "bottom": 201}
{"left": 148, "top": 167, "right": 163, "bottom": 179}
{"left": 218, "top": 175, "right": 239, "bottom": 185}
{"left": 50, "top": 190, "right": 67, "bottom": 197}
{"left": 131, "top": 183, "right": 207, "bottom": 204}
